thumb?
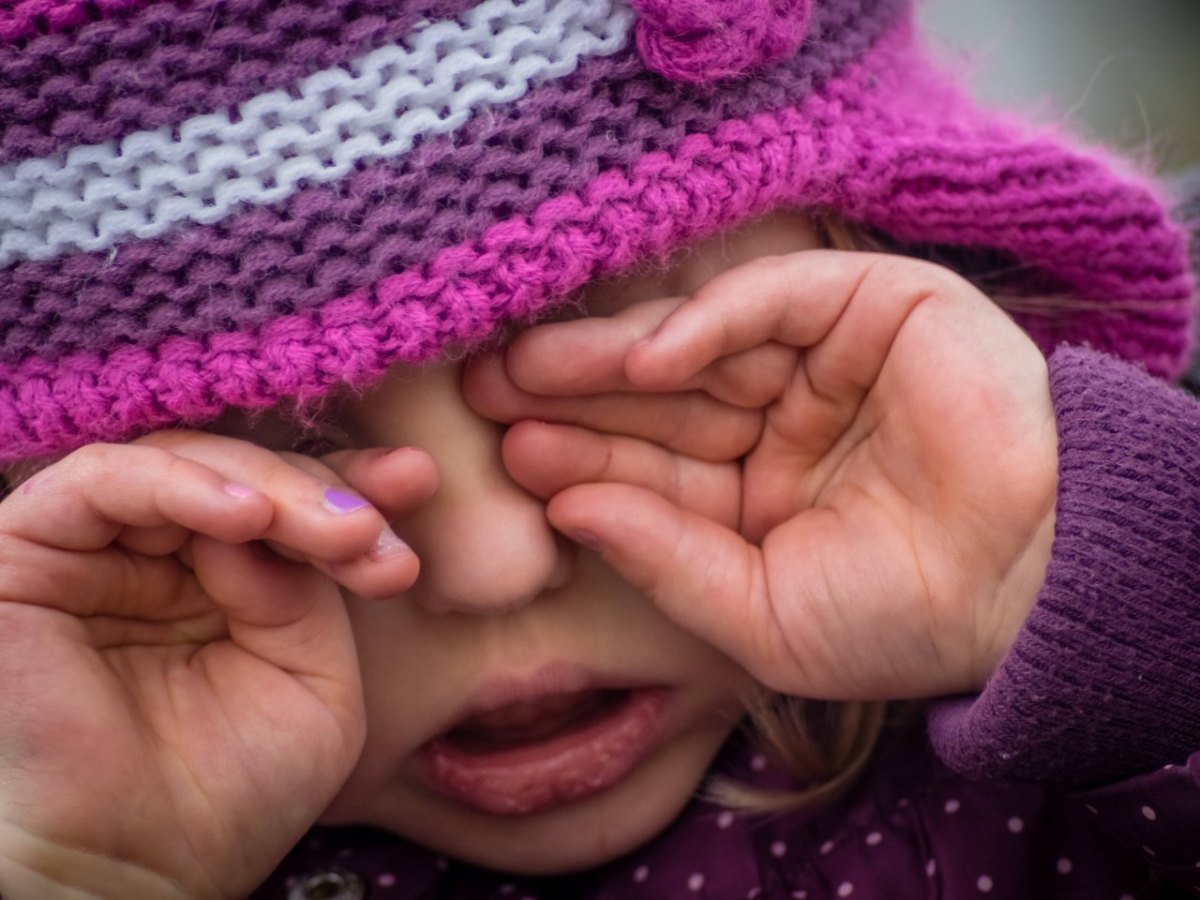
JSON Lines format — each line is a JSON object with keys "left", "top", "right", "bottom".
{"left": 547, "top": 483, "right": 800, "bottom": 693}
{"left": 190, "top": 536, "right": 362, "bottom": 717}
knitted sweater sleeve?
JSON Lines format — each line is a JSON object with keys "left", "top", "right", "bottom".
{"left": 927, "top": 344, "right": 1200, "bottom": 787}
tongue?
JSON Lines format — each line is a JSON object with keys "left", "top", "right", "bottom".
{"left": 448, "top": 690, "right": 623, "bottom": 753}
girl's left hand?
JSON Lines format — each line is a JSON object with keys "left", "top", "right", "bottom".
{"left": 464, "top": 251, "right": 1059, "bottom": 700}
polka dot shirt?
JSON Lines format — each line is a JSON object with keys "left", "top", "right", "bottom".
{"left": 252, "top": 724, "right": 1200, "bottom": 900}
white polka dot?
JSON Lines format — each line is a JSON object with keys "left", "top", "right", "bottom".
{"left": 1056, "top": 858, "right": 1072, "bottom": 875}
{"left": 378, "top": 873, "right": 397, "bottom": 888}
{"left": 1143, "top": 846, "right": 1157, "bottom": 858}
{"left": 747, "top": 889, "right": 762, "bottom": 899}
{"left": 819, "top": 840, "right": 835, "bottom": 855}
{"left": 1142, "top": 805, "right": 1158, "bottom": 821}
{"left": 633, "top": 865, "right": 650, "bottom": 883}
{"left": 791, "top": 892, "right": 808, "bottom": 899}
{"left": 977, "top": 875, "right": 994, "bottom": 893}
{"left": 1085, "top": 804, "right": 1098, "bottom": 815}
{"left": 688, "top": 873, "right": 705, "bottom": 892}
{"left": 926, "top": 859, "right": 938, "bottom": 877}
{"left": 771, "top": 841, "right": 787, "bottom": 858}
{"left": 944, "top": 799, "right": 961, "bottom": 814}
{"left": 717, "top": 810, "right": 736, "bottom": 829}
{"left": 865, "top": 831, "right": 883, "bottom": 846}
{"left": 837, "top": 883, "right": 854, "bottom": 897}
{"left": 1007, "top": 816, "right": 1024, "bottom": 833}
{"left": 751, "top": 754, "right": 768, "bottom": 772}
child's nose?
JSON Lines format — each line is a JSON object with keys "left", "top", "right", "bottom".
{"left": 375, "top": 365, "right": 575, "bottom": 616}
{"left": 402, "top": 471, "right": 574, "bottom": 615}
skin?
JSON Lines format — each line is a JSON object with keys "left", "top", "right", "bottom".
{"left": 0, "top": 212, "right": 1058, "bottom": 898}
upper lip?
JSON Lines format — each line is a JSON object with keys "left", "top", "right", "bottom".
{"left": 430, "top": 661, "right": 651, "bottom": 740}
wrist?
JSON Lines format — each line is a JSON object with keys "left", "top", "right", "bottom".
{"left": 0, "top": 823, "right": 199, "bottom": 900}
{"left": 974, "top": 502, "right": 1057, "bottom": 688}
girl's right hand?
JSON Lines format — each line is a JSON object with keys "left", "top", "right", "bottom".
{"left": 0, "top": 432, "right": 435, "bottom": 899}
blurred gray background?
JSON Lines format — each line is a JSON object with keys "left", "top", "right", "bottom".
{"left": 918, "top": 0, "right": 1200, "bottom": 176}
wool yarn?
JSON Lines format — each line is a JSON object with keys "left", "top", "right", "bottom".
{"left": 0, "top": 0, "right": 1192, "bottom": 460}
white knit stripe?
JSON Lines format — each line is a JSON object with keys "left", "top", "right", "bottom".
{"left": 0, "top": 0, "right": 632, "bottom": 265}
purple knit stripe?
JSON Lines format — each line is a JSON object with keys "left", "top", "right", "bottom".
{"left": 0, "top": 0, "right": 903, "bottom": 364}
{"left": 0, "top": 0, "right": 153, "bottom": 43}
{"left": 0, "top": 0, "right": 480, "bottom": 165}
{"left": 0, "top": 27, "right": 1191, "bottom": 460}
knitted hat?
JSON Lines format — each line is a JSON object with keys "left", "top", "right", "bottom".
{"left": 0, "top": 0, "right": 1194, "bottom": 461}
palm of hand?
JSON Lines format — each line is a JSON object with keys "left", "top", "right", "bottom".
{"left": 479, "top": 251, "right": 1058, "bottom": 701}
{"left": 743, "top": 305, "right": 1057, "bottom": 697}
{"left": 0, "top": 539, "right": 362, "bottom": 898}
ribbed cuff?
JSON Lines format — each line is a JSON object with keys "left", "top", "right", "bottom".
{"left": 928, "top": 345, "right": 1200, "bottom": 787}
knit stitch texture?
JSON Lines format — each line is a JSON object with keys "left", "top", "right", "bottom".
{"left": 0, "top": 0, "right": 1193, "bottom": 460}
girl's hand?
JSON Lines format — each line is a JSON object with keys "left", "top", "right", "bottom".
{"left": 0, "top": 433, "right": 435, "bottom": 899}
{"left": 466, "top": 251, "right": 1058, "bottom": 700}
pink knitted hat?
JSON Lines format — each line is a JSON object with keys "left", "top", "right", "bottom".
{"left": 0, "top": 0, "right": 1193, "bottom": 461}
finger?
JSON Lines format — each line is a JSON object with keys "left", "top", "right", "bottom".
{"left": 505, "top": 300, "right": 798, "bottom": 409}
{"left": 188, "top": 536, "right": 364, "bottom": 730}
{"left": 501, "top": 420, "right": 741, "bottom": 528}
{"left": 0, "top": 534, "right": 212, "bottom": 621}
{"left": 317, "top": 446, "right": 440, "bottom": 522}
{"left": 463, "top": 352, "right": 763, "bottom": 462}
{"left": 503, "top": 297, "right": 684, "bottom": 394}
{"left": 0, "top": 443, "right": 273, "bottom": 551}
{"left": 295, "top": 447, "right": 438, "bottom": 598}
{"left": 546, "top": 483, "right": 804, "bottom": 695}
{"left": 117, "top": 522, "right": 194, "bottom": 557}
{"left": 626, "top": 250, "right": 972, "bottom": 405}
{"left": 138, "top": 431, "right": 396, "bottom": 566}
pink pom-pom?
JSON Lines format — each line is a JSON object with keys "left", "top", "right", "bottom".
{"left": 631, "top": 0, "right": 813, "bottom": 84}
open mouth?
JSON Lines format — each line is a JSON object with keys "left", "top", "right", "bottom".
{"left": 421, "top": 687, "right": 669, "bottom": 816}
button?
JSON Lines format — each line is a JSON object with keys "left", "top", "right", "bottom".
{"left": 286, "top": 866, "right": 367, "bottom": 900}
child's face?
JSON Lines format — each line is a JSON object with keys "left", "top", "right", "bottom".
{"left": 263, "top": 212, "right": 822, "bottom": 874}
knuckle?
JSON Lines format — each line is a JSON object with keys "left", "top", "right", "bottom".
{"left": 866, "top": 255, "right": 962, "bottom": 306}
{"left": 62, "top": 441, "right": 134, "bottom": 476}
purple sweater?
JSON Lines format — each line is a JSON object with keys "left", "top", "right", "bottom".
{"left": 252, "top": 347, "right": 1200, "bottom": 900}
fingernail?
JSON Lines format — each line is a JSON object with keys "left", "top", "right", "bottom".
{"left": 568, "top": 529, "right": 605, "bottom": 552}
{"left": 369, "top": 526, "right": 410, "bottom": 562}
{"left": 323, "top": 487, "right": 371, "bottom": 515}
{"left": 224, "top": 482, "right": 260, "bottom": 499}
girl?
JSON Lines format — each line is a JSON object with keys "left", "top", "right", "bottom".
{"left": 0, "top": 0, "right": 1197, "bottom": 897}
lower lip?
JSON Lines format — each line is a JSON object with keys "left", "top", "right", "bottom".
{"left": 420, "top": 688, "right": 670, "bottom": 816}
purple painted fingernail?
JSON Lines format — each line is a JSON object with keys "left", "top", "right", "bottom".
{"left": 323, "top": 487, "right": 371, "bottom": 514}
